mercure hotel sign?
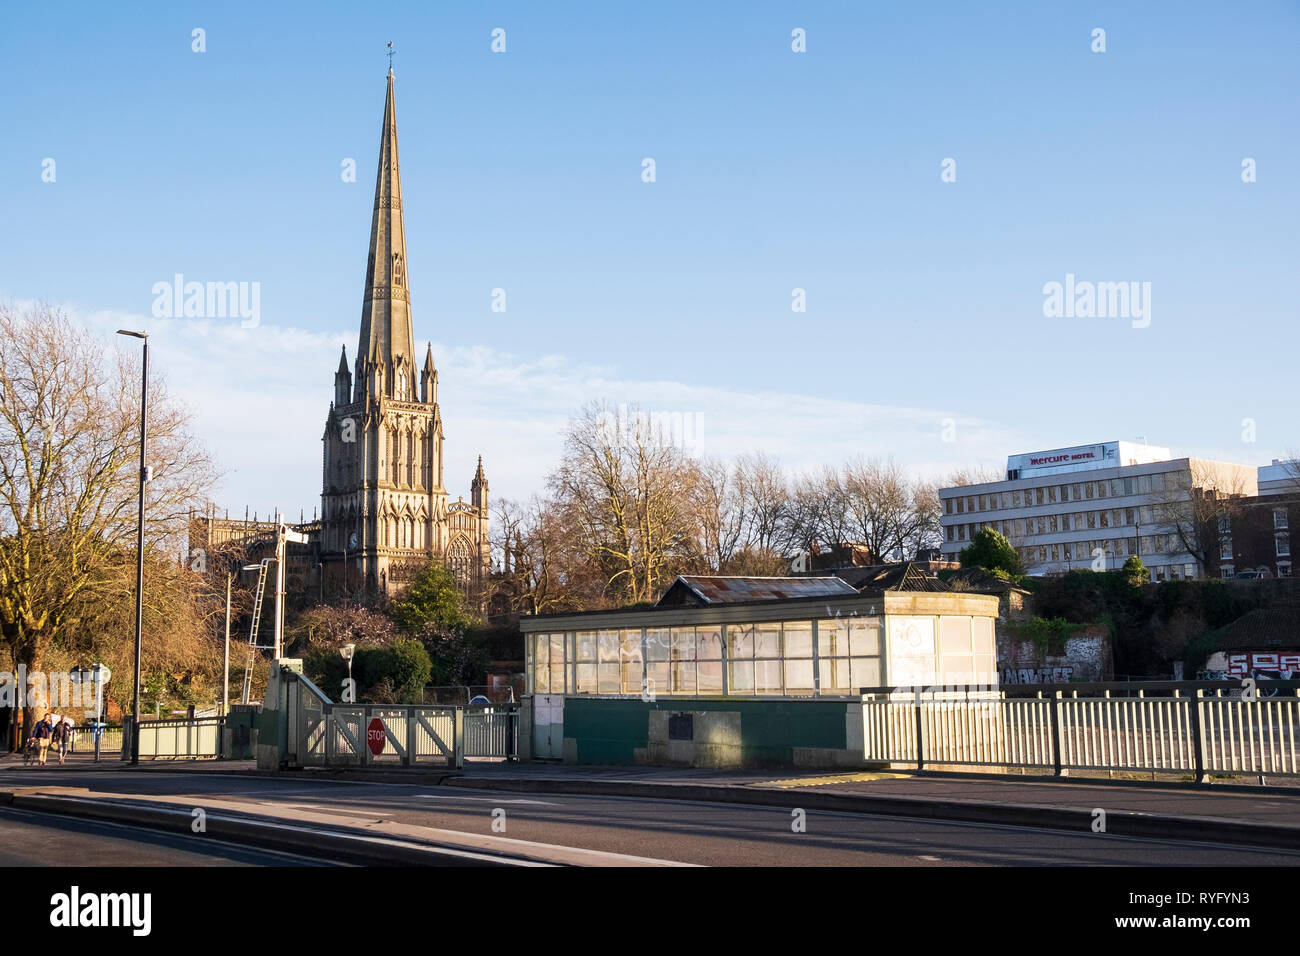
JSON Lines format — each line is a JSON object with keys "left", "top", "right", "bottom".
{"left": 1009, "top": 443, "right": 1117, "bottom": 475}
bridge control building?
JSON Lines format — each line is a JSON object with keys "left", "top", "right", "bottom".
{"left": 519, "top": 575, "right": 999, "bottom": 768}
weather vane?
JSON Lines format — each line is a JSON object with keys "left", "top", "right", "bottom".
{"left": 387, "top": 41, "right": 395, "bottom": 70}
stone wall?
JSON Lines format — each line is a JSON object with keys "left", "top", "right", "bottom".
{"left": 997, "top": 625, "right": 1112, "bottom": 684}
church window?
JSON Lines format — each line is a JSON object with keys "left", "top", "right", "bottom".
{"left": 448, "top": 536, "right": 472, "bottom": 587}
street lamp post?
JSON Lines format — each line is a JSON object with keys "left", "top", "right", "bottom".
{"left": 117, "top": 329, "right": 148, "bottom": 765}
{"left": 340, "top": 643, "right": 355, "bottom": 702}
{"left": 223, "top": 565, "right": 232, "bottom": 717}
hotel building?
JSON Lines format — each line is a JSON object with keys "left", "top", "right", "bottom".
{"left": 938, "top": 441, "right": 1257, "bottom": 581}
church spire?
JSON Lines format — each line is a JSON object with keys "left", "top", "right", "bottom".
{"left": 334, "top": 344, "right": 352, "bottom": 406}
{"left": 421, "top": 341, "right": 438, "bottom": 405}
{"left": 471, "top": 455, "right": 488, "bottom": 512}
{"left": 357, "top": 67, "right": 417, "bottom": 389}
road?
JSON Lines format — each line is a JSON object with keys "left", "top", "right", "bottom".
{"left": 0, "top": 804, "right": 339, "bottom": 866}
{"left": 1, "top": 767, "right": 1296, "bottom": 866}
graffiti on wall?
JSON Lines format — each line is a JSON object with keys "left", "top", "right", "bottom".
{"left": 1001, "top": 666, "right": 1074, "bottom": 684}
{"left": 1227, "top": 652, "right": 1300, "bottom": 680}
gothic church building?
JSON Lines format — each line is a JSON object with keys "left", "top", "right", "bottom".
{"left": 320, "top": 68, "right": 489, "bottom": 595}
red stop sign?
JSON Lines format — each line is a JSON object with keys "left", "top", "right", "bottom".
{"left": 366, "top": 717, "right": 386, "bottom": 756}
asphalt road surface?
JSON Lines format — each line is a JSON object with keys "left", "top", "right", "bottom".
{"left": 0, "top": 804, "right": 339, "bottom": 866}
{"left": 1, "top": 768, "right": 1297, "bottom": 866}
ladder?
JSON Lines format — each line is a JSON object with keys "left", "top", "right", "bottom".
{"left": 240, "top": 560, "right": 272, "bottom": 704}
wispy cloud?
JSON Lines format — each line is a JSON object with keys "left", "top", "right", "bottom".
{"left": 40, "top": 301, "right": 1023, "bottom": 514}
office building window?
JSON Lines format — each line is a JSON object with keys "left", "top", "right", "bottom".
{"left": 1277, "top": 537, "right": 1291, "bottom": 557}
{"left": 1275, "top": 509, "right": 1289, "bottom": 531}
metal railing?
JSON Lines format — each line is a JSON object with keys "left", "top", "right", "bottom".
{"left": 68, "top": 727, "right": 124, "bottom": 755}
{"left": 136, "top": 717, "right": 223, "bottom": 759}
{"left": 861, "top": 681, "right": 1300, "bottom": 780}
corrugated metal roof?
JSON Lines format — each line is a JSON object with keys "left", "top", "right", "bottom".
{"left": 658, "top": 575, "right": 859, "bottom": 607}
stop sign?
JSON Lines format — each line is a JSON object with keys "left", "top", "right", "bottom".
{"left": 366, "top": 717, "right": 386, "bottom": 756}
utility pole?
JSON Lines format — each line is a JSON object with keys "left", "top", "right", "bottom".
{"left": 116, "top": 329, "right": 148, "bottom": 766}
{"left": 223, "top": 568, "right": 232, "bottom": 716}
{"left": 275, "top": 522, "right": 309, "bottom": 659}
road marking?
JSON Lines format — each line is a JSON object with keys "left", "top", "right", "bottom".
{"left": 754, "top": 772, "right": 912, "bottom": 789}
{"left": 415, "top": 794, "right": 557, "bottom": 806}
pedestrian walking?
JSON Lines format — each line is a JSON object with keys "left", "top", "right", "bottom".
{"left": 33, "top": 715, "right": 53, "bottom": 766}
{"left": 54, "top": 718, "right": 72, "bottom": 765}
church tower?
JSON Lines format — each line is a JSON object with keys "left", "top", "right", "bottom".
{"left": 321, "top": 67, "right": 489, "bottom": 596}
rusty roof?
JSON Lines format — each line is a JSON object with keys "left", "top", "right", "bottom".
{"left": 656, "top": 575, "right": 859, "bottom": 608}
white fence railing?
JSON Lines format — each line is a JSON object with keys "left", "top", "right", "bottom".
{"left": 862, "top": 682, "right": 1300, "bottom": 779}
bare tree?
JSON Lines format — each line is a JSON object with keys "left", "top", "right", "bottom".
{"left": 549, "top": 402, "right": 697, "bottom": 605}
{"left": 1150, "top": 461, "right": 1254, "bottom": 575}
{"left": 0, "top": 303, "right": 217, "bottom": 731}
{"left": 734, "top": 452, "right": 788, "bottom": 555}
{"left": 691, "top": 457, "right": 748, "bottom": 572}
{"left": 945, "top": 465, "right": 1004, "bottom": 487}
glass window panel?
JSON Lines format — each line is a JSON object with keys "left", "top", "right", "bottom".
{"left": 598, "top": 630, "right": 621, "bottom": 663}
{"left": 549, "top": 663, "right": 565, "bottom": 694}
{"left": 697, "top": 627, "right": 722, "bottom": 660}
{"left": 939, "top": 655, "right": 976, "bottom": 684}
{"left": 535, "top": 660, "right": 549, "bottom": 693}
{"left": 755, "top": 624, "right": 781, "bottom": 658}
{"left": 818, "top": 619, "right": 848, "bottom": 657}
{"left": 670, "top": 662, "right": 696, "bottom": 695}
{"left": 818, "top": 659, "right": 852, "bottom": 695}
{"left": 783, "top": 622, "right": 813, "bottom": 658}
{"left": 849, "top": 621, "right": 881, "bottom": 657}
{"left": 755, "top": 660, "right": 782, "bottom": 694}
{"left": 576, "top": 631, "right": 597, "bottom": 662}
{"left": 646, "top": 661, "right": 669, "bottom": 696}
{"left": 670, "top": 627, "right": 695, "bottom": 661}
{"left": 619, "top": 629, "right": 642, "bottom": 661}
{"left": 972, "top": 617, "right": 995, "bottom": 655}
{"left": 849, "top": 658, "right": 881, "bottom": 690}
{"left": 697, "top": 661, "right": 723, "bottom": 695}
{"left": 576, "top": 662, "right": 596, "bottom": 693}
{"left": 534, "top": 636, "right": 549, "bottom": 668}
{"left": 939, "top": 617, "right": 972, "bottom": 655}
{"left": 974, "top": 654, "right": 996, "bottom": 684}
{"left": 729, "top": 660, "right": 754, "bottom": 695}
{"left": 645, "top": 628, "right": 670, "bottom": 662}
{"left": 597, "top": 662, "right": 620, "bottom": 694}
{"left": 620, "top": 657, "right": 643, "bottom": 695}
{"left": 728, "top": 624, "right": 754, "bottom": 659}
{"left": 549, "top": 634, "right": 565, "bottom": 661}
{"left": 784, "top": 660, "right": 815, "bottom": 695}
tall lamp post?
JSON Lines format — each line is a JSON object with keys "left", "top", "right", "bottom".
{"left": 117, "top": 329, "right": 148, "bottom": 765}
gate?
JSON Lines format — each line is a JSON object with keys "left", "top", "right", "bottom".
{"left": 464, "top": 704, "right": 519, "bottom": 759}
{"left": 284, "top": 671, "right": 518, "bottom": 769}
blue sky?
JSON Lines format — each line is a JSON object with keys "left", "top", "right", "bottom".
{"left": 2, "top": 1, "right": 1297, "bottom": 515}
